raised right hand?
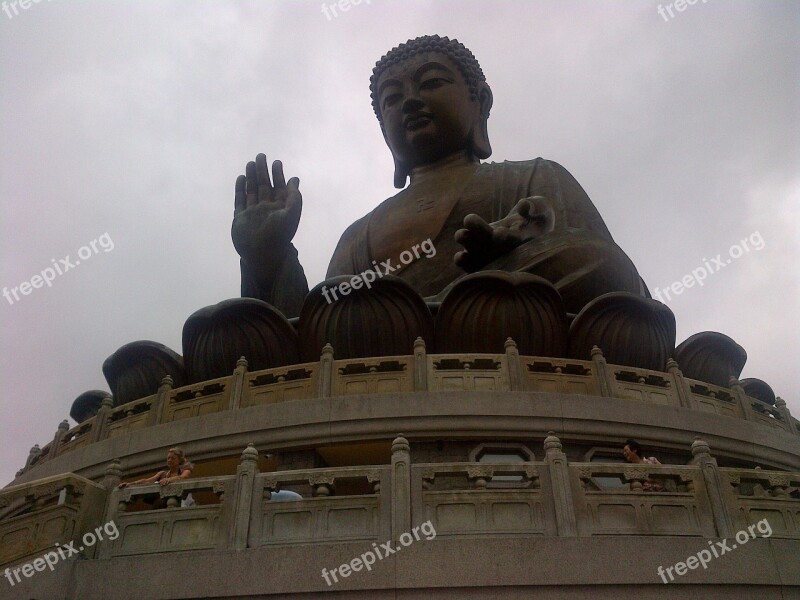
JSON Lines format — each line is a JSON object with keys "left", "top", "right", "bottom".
{"left": 231, "top": 153, "right": 302, "bottom": 264}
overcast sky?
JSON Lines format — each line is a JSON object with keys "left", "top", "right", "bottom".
{"left": 1, "top": 0, "right": 798, "bottom": 486}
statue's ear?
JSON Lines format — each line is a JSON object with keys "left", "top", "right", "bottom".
{"left": 381, "top": 123, "right": 410, "bottom": 188}
{"left": 471, "top": 82, "right": 493, "bottom": 159}
{"left": 393, "top": 158, "right": 410, "bottom": 188}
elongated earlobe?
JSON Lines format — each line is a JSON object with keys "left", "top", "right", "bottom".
{"left": 393, "top": 157, "right": 410, "bottom": 188}
{"left": 470, "top": 83, "right": 493, "bottom": 159}
{"left": 381, "top": 123, "right": 410, "bottom": 188}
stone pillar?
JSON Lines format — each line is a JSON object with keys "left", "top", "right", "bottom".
{"left": 729, "top": 377, "right": 754, "bottom": 422}
{"left": 229, "top": 356, "right": 249, "bottom": 411}
{"left": 590, "top": 346, "right": 613, "bottom": 398}
{"left": 22, "top": 443, "right": 41, "bottom": 473}
{"left": 505, "top": 338, "right": 524, "bottom": 391}
{"left": 90, "top": 397, "right": 115, "bottom": 443}
{"left": 49, "top": 420, "right": 70, "bottom": 458}
{"left": 775, "top": 397, "right": 798, "bottom": 435}
{"left": 413, "top": 337, "right": 428, "bottom": 391}
{"left": 101, "top": 460, "right": 123, "bottom": 524}
{"left": 391, "top": 435, "right": 411, "bottom": 542}
{"left": 230, "top": 444, "right": 259, "bottom": 550}
{"left": 318, "top": 343, "right": 334, "bottom": 398}
{"left": 666, "top": 359, "right": 698, "bottom": 410}
{"left": 102, "top": 459, "right": 122, "bottom": 492}
{"left": 691, "top": 438, "right": 734, "bottom": 538}
{"left": 544, "top": 432, "right": 577, "bottom": 536}
{"left": 99, "top": 460, "right": 124, "bottom": 559}
{"left": 147, "top": 375, "right": 174, "bottom": 427}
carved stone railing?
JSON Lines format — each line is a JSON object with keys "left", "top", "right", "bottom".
{"left": 97, "top": 445, "right": 394, "bottom": 558}
{"left": 161, "top": 374, "right": 232, "bottom": 422}
{"left": 7, "top": 438, "right": 800, "bottom": 565}
{"left": 18, "top": 343, "right": 797, "bottom": 474}
{"left": 571, "top": 462, "right": 713, "bottom": 536}
{"left": 609, "top": 365, "right": 680, "bottom": 408}
{"left": 747, "top": 399, "right": 792, "bottom": 431}
{"left": 428, "top": 354, "right": 509, "bottom": 391}
{"left": 721, "top": 467, "right": 800, "bottom": 538}
{"left": 333, "top": 355, "right": 414, "bottom": 396}
{"left": 0, "top": 473, "right": 107, "bottom": 567}
{"left": 689, "top": 379, "right": 745, "bottom": 419}
{"left": 411, "top": 461, "right": 549, "bottom": 537}
{"left": 521, "top": 356, "right": 598, "bottom": 396}
{"left": 100, "top": 474, "right": 235, "bottom": 558}
{"left": 106, "top": 395, "right": 155, "bottom": 438}
{"left": 57, "top": 419, "right": 95, "bottom": 455}
{"left": 242, "top": 360, "right": 319, "bottom": 408}
{"left": 250, "top": 465, "right": 392, "bottom": 548}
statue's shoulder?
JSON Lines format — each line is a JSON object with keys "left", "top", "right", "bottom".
{"left": 479, "top": 158, "right": 583, "bottom": 191}
{"left": 341, "top": 211, "right": 371, "bottom": 238}
{"left": 481, "top": 157, "right": 565, "bottom": 174}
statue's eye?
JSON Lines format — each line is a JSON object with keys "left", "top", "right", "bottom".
{"left": 420, "top": 77, "right": 449, "bottom": 90}
{"left": 383, "top": 93, "right": 402, "bottom": 109}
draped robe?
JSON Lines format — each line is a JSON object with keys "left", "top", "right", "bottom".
{"left": 325, "top": 158, "right": 648, "bottom": 314}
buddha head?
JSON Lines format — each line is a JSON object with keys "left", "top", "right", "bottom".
{"left": 370, "top": 35, "right": 493, "bottom": 188}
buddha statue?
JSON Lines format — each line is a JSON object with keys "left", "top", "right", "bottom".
{"left": 231, "top": 34, "right": 649, "bottom": 318}
{"left": 79, "top": 37, "right": 756, "bottom": 418}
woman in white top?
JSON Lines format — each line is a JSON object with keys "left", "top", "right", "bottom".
{"left": 623, "top": 439, "right": 664, "bottom": 492}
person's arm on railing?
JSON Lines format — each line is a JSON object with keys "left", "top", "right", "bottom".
{"left": 158, "top": 465, "right": 193, "bottom": 487}
{"left": 118, "top": 471, "right": 164, "bottom": 489}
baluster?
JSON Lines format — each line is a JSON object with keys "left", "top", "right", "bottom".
{"left": 413, "top": 337, "right": 428, "bottom": 391}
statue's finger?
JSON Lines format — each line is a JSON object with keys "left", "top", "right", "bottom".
{"left": 255, "top": 153, "right": 272, "bottom": 191}
{"left": 285, "top": 179, "right": 303, "bottom": 224}
{"left": 492, "top": 226, "right": 511, "bottom": 245}
{"left": 234, "top": 175, "right": 246, "bottom": 214}
{"left": 272, "top": 160, "right": 286, "bottom": 188}
{"left": 245, "top": 161, "right": 258, "bottom": 207}
{"left": 516, "top": 199, "right": 532, "bottom": 218}
{"left": 463, "top": 213, "right": 493, "bottom": 236}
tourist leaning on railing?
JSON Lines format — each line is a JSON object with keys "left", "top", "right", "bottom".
{"left": 622, "top": 439, "right": 664, "bottom": 492}
{"left": 118, "top": 446, "right": 194, "bottom": 488}
{"left": 118, "top": 447, "right": 195, "bottom": 507}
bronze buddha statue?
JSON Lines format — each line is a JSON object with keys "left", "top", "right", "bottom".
{"left": 231, "top": 35, "right": 648, "bottom": 317}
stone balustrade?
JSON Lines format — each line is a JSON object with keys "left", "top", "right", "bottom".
{"left": 5, "top": 436, "right": 797, "bottom": 569}
{"left": 19, "top": 341, "right": 798, "bottom": 475}
{"left": 0, "top": 473, "right": 107, "bottom": 567}
{"left": 250, "top": 465, "right": 392, "bottom": 549}
{"left": 720, "top": 466, "right": 800, "bottom": 536}
{"left": 99, "top": 474, "right": 235, "bottom": 558}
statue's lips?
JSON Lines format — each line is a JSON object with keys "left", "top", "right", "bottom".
{"left": 405, "top": 114, "right": 433, "bottom": 131}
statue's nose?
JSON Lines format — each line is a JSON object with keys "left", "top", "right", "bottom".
{"left": 402, "top": 95, "right": 425, "bottom": 114}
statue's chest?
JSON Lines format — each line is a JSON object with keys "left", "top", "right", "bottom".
{"left": 367, "top": 186, "right": 461, "bottom": 263}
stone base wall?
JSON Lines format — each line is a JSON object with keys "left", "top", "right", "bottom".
{"left": 7, "top": 537, "right": 799, "bottom": 599}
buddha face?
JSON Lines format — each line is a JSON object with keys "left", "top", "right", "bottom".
{"left": 376, "top": 51, "right": 481, "bottom": 169}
